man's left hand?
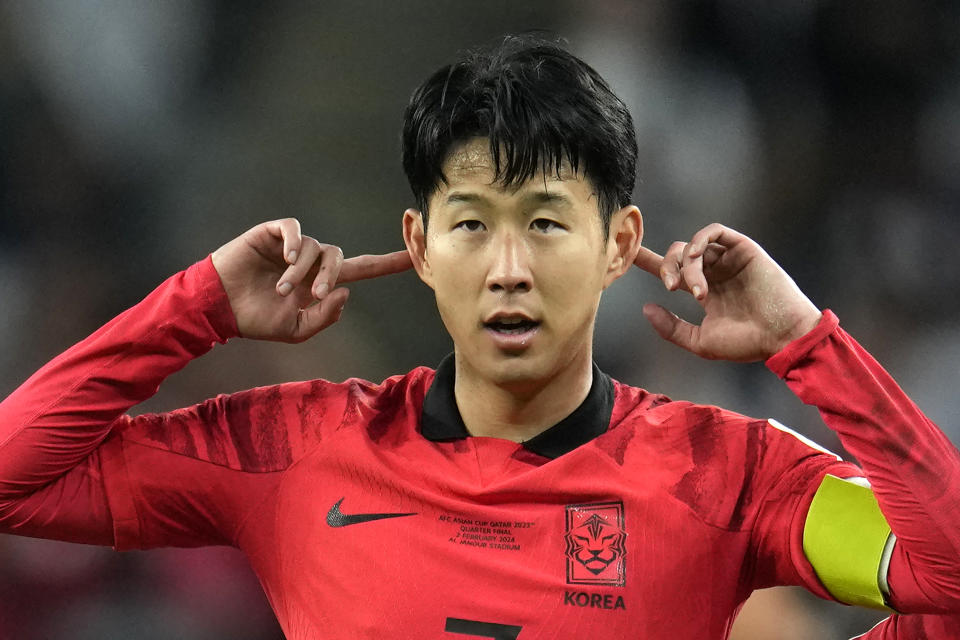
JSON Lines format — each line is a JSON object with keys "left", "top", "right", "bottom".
{"left": 633, "top": 223, "right": 821, "bottom": 362}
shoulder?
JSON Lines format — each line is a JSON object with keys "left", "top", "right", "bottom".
{"left": 225, "top": 364, "right": 436, "bottom": 424}
{"left": 606, "top": 378, "right": 836, "bottom": 463}
{"left": 598, "top": 378, "right": 844, "bottom": 529}
{"left": 606, "top": 377, "right": 761, "bottom": 447}
{"left": 119, "top": 366, "right": 437, "bottom": 472}
{"left": 339, "top": 365, "right": 436, "bottom": 405}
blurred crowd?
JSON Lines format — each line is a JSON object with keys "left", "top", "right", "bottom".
{"left": 1, "top": 1, "right": 957, "bottom": 638}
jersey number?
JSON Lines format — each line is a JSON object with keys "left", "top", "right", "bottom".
{"left": 445, "top": 617, "right": 523, "bottom": 639}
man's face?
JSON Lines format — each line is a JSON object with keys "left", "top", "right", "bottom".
{"left": 405, "top": 138, "right": 638, "bottom": 390}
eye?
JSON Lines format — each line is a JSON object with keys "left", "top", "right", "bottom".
{"left": 454, "top": 219, "right": 485, "bottom": 232}
{"left": 531, "top": 218, "right": 563, "bottom": 233}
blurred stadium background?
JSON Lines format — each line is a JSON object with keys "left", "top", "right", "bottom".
{"left": 1, "top": 1, "right": 958, "bottom": 638}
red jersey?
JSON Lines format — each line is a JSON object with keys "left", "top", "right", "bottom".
{"left": 0, "top": 257, "right": 958, "bottom": 639}
{"left": 102, "top": 356, "right": 856, "bottom": 639}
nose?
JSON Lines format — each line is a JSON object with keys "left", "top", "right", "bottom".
{"left": 485, "top": 232, "right": 532, "bottom": 293}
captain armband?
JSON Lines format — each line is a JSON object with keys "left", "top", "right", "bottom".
{"left": 802, "top": 474, "right": 896, "bottom": 611}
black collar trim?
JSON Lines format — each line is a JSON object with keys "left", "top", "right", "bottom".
{"left": 420, "top": 353, "right": 615, "bottom": 459}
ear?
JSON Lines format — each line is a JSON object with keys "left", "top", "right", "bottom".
{"left": 603, "top": 205, "right": 643, "bottom": 289}
{"left": 402, "top": 208, "right": 434, "bottom": 289}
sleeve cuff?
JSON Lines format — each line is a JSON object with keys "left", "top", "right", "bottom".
{"left": 193, "top": 255, "right": 239, "bottom": 342}
{"left": 766, "top": 310, "right": 840, "bottom": 379}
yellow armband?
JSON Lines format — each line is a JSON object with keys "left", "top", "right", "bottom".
{"left": 802, "top": 474, "right": 894, "bottom": 610}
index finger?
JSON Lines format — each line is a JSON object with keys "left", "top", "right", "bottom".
{"left": 337, "top": 250, "right": 413, "bottom": 284}
{"left": 633, "top": 246, "right": 665, "bottom": 277}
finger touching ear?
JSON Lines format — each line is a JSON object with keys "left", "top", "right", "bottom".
{"left": 603, "top": 205, "right": 644, "bottom": 288}
{"left": 402, "top": 208, "right": 434, "bottom": 288}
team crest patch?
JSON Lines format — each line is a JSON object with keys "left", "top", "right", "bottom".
{"left": 564, "top": 501, "right": 626, "bottom": 586}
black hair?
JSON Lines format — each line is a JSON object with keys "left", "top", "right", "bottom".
{"left": 401, "top": 34, "right": 638, "bottom": 234}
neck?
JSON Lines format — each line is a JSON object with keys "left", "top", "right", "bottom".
{"left": 453, "top": 350, "right": 594, "bottom": 443}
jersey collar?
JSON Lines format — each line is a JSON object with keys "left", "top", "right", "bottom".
{"left": 420, "top": 353, "right": 615, "bottom": 459}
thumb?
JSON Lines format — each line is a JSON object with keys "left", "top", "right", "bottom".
{"left": 642, "top": 303, "right": 700, "bottom": 354}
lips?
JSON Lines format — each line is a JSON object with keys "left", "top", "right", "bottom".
{"left": 483, "top": 312, "right": 540, "bottom": 334}
{"left": 482, "top": 312, "right": 541, "bottom": 350}
{"left": 485, "top": 318, "right": 539, "bottom": 334}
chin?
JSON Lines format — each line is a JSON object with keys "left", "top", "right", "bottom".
{"left": 453, "top": 327, "right": 590, "bottom": 390}
{"left": 478, "top": 351, "right": 556, "bottom": 389}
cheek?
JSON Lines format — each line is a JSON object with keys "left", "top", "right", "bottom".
{"left": 432, "top": 253, "right": 477, "bottom": 294}
{"left": 543, "top": 254, "right": 606, "bottom": 309}
{"left": 428, "top": 248, "right": 480, "bottom": 326}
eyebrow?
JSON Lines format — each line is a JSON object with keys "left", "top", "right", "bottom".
{"left": 445, "top": 192, "right": 489, "bottom": 206}
{"left": 444, "top": 191, "right": 574, "bottom": 209}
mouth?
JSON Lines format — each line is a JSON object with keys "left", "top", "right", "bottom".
{"left": 481, "top": 314, "right": 541, "bottom": 351}
{"left": 483, "top": 317, "right": 541, "bottom": 335}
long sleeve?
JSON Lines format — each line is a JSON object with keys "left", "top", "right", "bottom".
{"left": 0, "top": 256, "right": 238, "bottom": 545}
{"left": 852, "top": 612, "right": 960, "bottom": 639}
{"left": 767, "top": 310, "right": 960, "bottom": 618}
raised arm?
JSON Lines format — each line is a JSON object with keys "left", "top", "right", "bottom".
{"left": 0, "top": 218, "right": 411, "bottom": 545}
{"left": 635, "top": 224, "right": 960, "bottom": 630}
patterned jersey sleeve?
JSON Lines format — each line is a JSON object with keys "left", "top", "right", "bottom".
{"left": 98, "top": 378, "right": 351, "bottom": 550}
{"left": 0, "top": 256, "right": 347, "bottom": 550}
{"left": 768, "top": 311, "right": 960, "bottom": 616}
{"left": 744, "top": 415, "right": 864, "bottom": 600}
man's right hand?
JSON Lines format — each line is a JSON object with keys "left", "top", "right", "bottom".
{"left": 211, "top": 218, "right": 413, "bottom": 343}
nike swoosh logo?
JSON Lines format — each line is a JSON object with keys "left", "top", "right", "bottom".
{"left": 326, "top": 497, "right": 417, "bottom": 528}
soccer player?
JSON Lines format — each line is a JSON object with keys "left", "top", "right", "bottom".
{"left": 1, "top": 36, "right": 959, "bottom": 639}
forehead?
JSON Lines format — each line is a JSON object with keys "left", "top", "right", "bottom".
{"left": 444, "top": 138, "right": 496, "bottom": 178}
{"left": 439, "top": 138, "right": 589, "bottom": 199}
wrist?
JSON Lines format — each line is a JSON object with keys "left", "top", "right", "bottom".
{"left": 197, "top": 255, "right": 240, "bottom": 341}
{"left": 768, "top": 306, "right": 822, "bottom": 357}
{"left": 766, "top": 310, "right": 840, "bottom": 377}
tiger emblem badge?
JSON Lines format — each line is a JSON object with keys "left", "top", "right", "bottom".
{"left": 564, "top": 501, "right": 626, "bottom": 586}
